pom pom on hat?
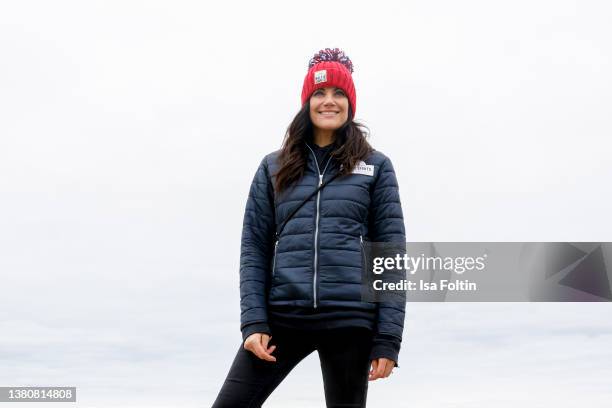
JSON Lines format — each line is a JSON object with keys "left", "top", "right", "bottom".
{"left": 308, "top": 48, "right": 354, "bottom": 73}
{"left": 301, "top": 48, "right": 357, "bottom": 119}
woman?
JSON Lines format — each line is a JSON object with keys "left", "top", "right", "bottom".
{"left": 212, "top": 48, "right": 406, "bottom": 408}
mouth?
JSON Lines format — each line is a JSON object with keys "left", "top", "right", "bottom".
{"left": 318, "top": 111, "right": 340, "bottom": 117}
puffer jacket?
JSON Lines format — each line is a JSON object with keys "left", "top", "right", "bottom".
{"left": 239, "top": 145, "right": 406, "bottom": 350}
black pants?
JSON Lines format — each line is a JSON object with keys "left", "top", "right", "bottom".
{"left": 212, "top": 325, "right": 374, "bottom": 407}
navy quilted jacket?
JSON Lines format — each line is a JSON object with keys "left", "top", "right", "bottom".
{"left": 239, "top": 145, "right": 406, "bottom": 355}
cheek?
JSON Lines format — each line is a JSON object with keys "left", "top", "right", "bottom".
{"left": 310, "top": 110, "right": 322, "bottom": 125}
{"left": 340, "top": 99, "right": 349, "bottom": 112}
{"left": 341, "top": 101, "right": 350, "bottom": 118}
{"left": 309, "top": 99, "right": 319, "bottom": 115}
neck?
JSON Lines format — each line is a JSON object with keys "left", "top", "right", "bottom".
{"left": 312, "top": 128, "right": 335, "bottom": 147}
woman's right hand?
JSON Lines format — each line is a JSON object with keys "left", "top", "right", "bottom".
{"left": 244, "top": 333, "right": 277, "bottom": 362}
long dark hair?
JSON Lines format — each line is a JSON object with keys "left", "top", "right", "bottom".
{"left": 274, "top": 102, "right": 373, "bottom": 193}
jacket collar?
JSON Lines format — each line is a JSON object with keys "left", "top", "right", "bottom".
{"left": 304, "top": 141, "right": 342, "bottom": 175}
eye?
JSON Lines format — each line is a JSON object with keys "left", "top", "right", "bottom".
{"left": 335, "top": 89, "right": 345, "bottom": 96}
{"left": 313, "top": 89, "right": 324, "bottom": 96}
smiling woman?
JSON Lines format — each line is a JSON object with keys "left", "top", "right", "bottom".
{"left": 212, "top": 47, "right": 406, "bottom": 408}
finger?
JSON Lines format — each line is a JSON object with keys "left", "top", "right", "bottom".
{"left": 375, "top": 358, "right": 387, "bottom": 379}
{"left": 383, "top": 361, "right": 394, "bottom": 378}
{"left": 260, "top": 335, "right": 277, "bottom": 359}
{"left": 254, "top": 341, "right": 277, "bottom": 362}
{"left": 369, "top": 360, "right": 379, "bottom": 381}
{"left": 261, "top": 334, "right": 271, "bottom": 349}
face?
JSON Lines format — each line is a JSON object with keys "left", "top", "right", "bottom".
{"left": 309, "top": 87, "right": 350, "bottom": 131}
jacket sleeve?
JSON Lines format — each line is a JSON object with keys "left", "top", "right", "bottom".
{"left": 239, "top": 157, "right": 275, "bottom": 341}
{"left": 368, "top": 156, "right": 407, "bottom": 367}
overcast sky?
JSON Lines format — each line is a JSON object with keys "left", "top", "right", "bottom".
{"left": 1, "top": 1, "right": 611, "bottom": 407}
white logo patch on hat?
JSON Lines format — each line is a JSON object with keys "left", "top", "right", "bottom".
{"left": 314, "top": 69, "right": 327, "bottom": 84}
{"left": 351, "top": 161, "right": 374, "bottom": 176}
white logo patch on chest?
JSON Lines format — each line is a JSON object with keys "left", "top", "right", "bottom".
{"left": 351, "top": 161, "right": 374, "bottom": 176}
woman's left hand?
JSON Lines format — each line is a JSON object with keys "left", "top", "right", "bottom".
{"left": 368, "top": 357, "right": 395, "bottom": 381}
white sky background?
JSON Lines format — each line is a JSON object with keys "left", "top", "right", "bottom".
{"left": 1, "top": 0, "right": 611, "bottom": 406}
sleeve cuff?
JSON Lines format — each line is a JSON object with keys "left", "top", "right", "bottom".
{"left": 369, "top": 334, "right": 401, "bottom": 368}
{"left": 241, "top": 322, "right": 272, "bottom": 342}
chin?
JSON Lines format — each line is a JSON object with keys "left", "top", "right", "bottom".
{"left": 315, "top": 122, "right": 342, "bottom": 130}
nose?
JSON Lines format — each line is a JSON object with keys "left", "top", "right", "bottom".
{"left": 323, "top": 91, "right": 336, "bottom": 105}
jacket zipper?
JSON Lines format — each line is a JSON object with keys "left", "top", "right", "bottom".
{"left": 272, "top": 239, "right": 279, "bottom": 279}
{"left": 359, "top": 234, "right": 366, "bottom": 271}
{"left": 305, "top": 143, "right": 333, "bottom": 309}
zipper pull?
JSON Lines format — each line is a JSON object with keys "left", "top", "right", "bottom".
{"left": 360, "top": 234, "right": 363, "bottom": 244}
{"left": 319, "top": 174, "right": 323, "bottom": 186}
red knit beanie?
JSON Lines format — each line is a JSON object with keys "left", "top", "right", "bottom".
{"left": 301, "top": 48, "right": 357, "bottom": 119}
